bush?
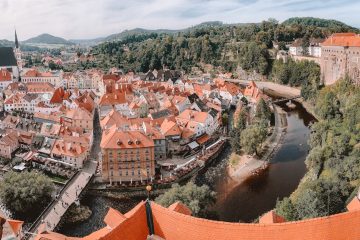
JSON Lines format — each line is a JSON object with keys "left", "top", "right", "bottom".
{"left": 155, "top": 182, "right": 215, "bottom": 217}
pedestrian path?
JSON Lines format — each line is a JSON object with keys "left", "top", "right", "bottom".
{"left": 26, "top": 160, "right": 97, "bottom": 239}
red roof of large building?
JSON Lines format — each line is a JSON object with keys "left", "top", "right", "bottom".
{"left": 322, "top": 33, "right": 360, "bottom": 47}
{"left": 100, "top": 127, "right": 154, "bottom": 149}
{"left": 35, "top": 197, "right": 360, "bottom": 240}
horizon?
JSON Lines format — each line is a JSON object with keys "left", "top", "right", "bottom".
{"left": 1, "top": 0, "right": 360, "bottom": 41}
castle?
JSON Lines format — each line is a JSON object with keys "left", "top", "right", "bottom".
{"left": 321, "top": 33, "right": 360, "bottom": 85}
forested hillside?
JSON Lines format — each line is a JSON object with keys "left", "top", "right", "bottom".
{"left": 282, "top": 17, "right": 359, "bottom": 32}
{"left": 90, "top": 17, "right": 358, "bottom": 74}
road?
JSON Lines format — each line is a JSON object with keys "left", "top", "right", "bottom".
{"left": 89, "top": 108, "right": 102, "bottom": 162}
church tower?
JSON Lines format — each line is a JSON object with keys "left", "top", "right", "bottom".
{"left": 14, "top": 30, "right": 23, "bottom": 71}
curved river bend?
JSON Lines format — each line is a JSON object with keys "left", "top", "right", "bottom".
{"left": 58, "top": 101, "right": 315, "bottom": 236}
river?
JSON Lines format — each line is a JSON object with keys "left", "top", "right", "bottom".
{"left": 58, "top": 101, "right": 315, "bottom": 236}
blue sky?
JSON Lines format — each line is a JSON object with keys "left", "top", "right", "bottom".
{"left": 1, "top": 0, "right": 359, "bottom": 40}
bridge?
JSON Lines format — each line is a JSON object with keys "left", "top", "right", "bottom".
{"left": 223, "top": 79, "right": 301, "bottom": 99}
{"left": 271, "top": 95, "right": 302, "bottom": 104}
{"left": 24, "top": 160, "right": 98, "bottom": 239}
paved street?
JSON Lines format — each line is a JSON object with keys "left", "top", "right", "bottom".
{"left": 27, "top": 111, "right": 101, "bottom": 238}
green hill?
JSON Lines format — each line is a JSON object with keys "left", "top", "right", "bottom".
{"left": 282, "top": 17, "right": 359, "bottom": 32}
{"left": 24, "top": 33, "right": 74, "bottom": 45}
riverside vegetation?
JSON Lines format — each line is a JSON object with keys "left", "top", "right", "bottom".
{"left": 276, "top": 78, "right": 360, "bottom": 220}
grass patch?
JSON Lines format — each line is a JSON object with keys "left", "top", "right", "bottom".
{"left": 229, "top": 153, "right": 241, "bottom": 167}
{"left": 44, "top": 171, "right": 69, "bottom": 183}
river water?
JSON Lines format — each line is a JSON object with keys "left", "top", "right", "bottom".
{"left": 58, "top": 101, "right": 315, "bottom": 236}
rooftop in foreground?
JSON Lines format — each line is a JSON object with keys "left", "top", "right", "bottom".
{"left": 35, "top": 194, "right": 360, "bottom": 240}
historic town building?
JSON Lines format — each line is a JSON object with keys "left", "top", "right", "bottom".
{"left": 321, "top": 33, "right": 360, "bottom": 85}
{"left": 100, "top": 127, "right": 155, "bottom": 184}
{"left": 289, "top": 38, "right": 324, "bottom": 57}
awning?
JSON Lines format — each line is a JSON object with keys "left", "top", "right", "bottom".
{"left": 13, "top": 163, "right": 27, "bottom": 171}
{"left": 188, "top": 141, "right": 199, "bottom": 150}
{"left": 196, "top": 134, "right": 210, "bottom": 145}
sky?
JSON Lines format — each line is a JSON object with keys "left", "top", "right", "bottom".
{"left": 1, "top": 0, "right": 360, "bottom": 40}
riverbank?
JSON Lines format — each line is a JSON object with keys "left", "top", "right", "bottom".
{"left": 227, "top": 104, "right": 287, "bottom": 184}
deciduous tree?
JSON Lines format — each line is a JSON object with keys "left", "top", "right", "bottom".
{"left": 155, "top": 182, "right": 215, "bottom": 217}
{"left": 0, "top": 171, "right": 54, "bottom": 218}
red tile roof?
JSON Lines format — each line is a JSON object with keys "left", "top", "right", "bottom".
{"left": 259, "top": 210, "right": 286, "bottom": 224}
{"left": 168, "top": 202, "right": 192, "bottom": 216}
{"left": 322, "top": 33, "right": 360, "bottom": 47}
{"left": 100, "top": 127, "right": 154, "bottom": 149}
{"left": 34, "top": 196, "right": 360, "bottom": 240}
{"left": 347, "top": 196, "right": 360, "bottom": 212}
{"left": 0, "top": 68, "right": 11, "bottom": 81}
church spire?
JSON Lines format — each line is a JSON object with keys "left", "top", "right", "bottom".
{"left": 15, "top": 29, "right": 19, "bottom": 49}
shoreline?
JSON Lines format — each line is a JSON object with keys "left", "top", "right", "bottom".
{"left": 227, "top": 104, "right": 288, "bottom": 184}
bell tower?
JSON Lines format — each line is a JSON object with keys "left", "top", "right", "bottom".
{"left": 14, "top": 30, "right": 23, "bottom": 71}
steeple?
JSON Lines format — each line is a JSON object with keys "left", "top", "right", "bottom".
{"left": 15, "top": 30, "right": 19, "bottom": 49}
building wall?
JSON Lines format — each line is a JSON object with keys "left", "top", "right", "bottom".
{"left": 321, "top": 46, "right": 360, "bottom": 85}
{"left": 102, "top": 146, "right": 155, "bottom": 183}
{"left": 154, "top": 139, "right": 166, "bottom": 161}
{"left": 22, "top": 76, "right": 62, "bottom": 87}
{"left": 0, "top": 144, "right": 12, "bottom": 158}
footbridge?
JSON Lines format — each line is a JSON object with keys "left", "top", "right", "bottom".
{"left": 24, "top": 160, "right": 98, "bottom": 239}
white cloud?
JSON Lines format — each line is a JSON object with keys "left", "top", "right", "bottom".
{"left": 0, "top": 0, "right": 359, "bottom": 40}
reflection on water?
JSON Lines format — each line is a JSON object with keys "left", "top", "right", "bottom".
{"left": 58, "top": 102, "right": 315, "bottom": 235}
{"left": 197, "top": 102, "right": 315, "bottom": 222}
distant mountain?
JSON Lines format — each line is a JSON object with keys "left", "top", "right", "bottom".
{"left": 0, "top": 39, "right": 14, "bottom": 47}
{"left": 24, "top": 33, "right": 74, "bottom": 45}
{"left": 69, "top": 37, "right": 105, "bottom": 46}
{"left": 282, "top": 17, "right": 359, "bottom": 32}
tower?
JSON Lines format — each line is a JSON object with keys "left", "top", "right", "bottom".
{"left": 14, "top": 30, "right": 22, "bottom": 72}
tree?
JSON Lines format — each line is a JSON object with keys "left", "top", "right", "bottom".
{"left": 230, "top": 127, "right": 242, "bottom": 154}
{"left": 240, "top": 124, "right": 267, "bottom": 156}
{"left": 239, "top": 42, "right": 270, "bottom": 75}
{"left": 155, "top": 182, "right": 215, "bottom": 217}
{"left": 275, "top": 197, "right": 298, "bottom": 221}
{"left": 301, "top": 34, "right": 310, "bottom": 56}
{"left": 236, "top": 108, "right": 248, "bottom": 130}
{"left": 255, "top": 98, "right": 271, "bottom": 122}
{"left": 315, "top": 90, "right": 341, "bottom": 119}
{"left": 293, "top": 180, "right": 345, "bottom": 220}
{"left": 221, "top": 113, "right": 229, "bottom": 126}
{"left": 0, "top": 171, "right": 54, "bottom": 218}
